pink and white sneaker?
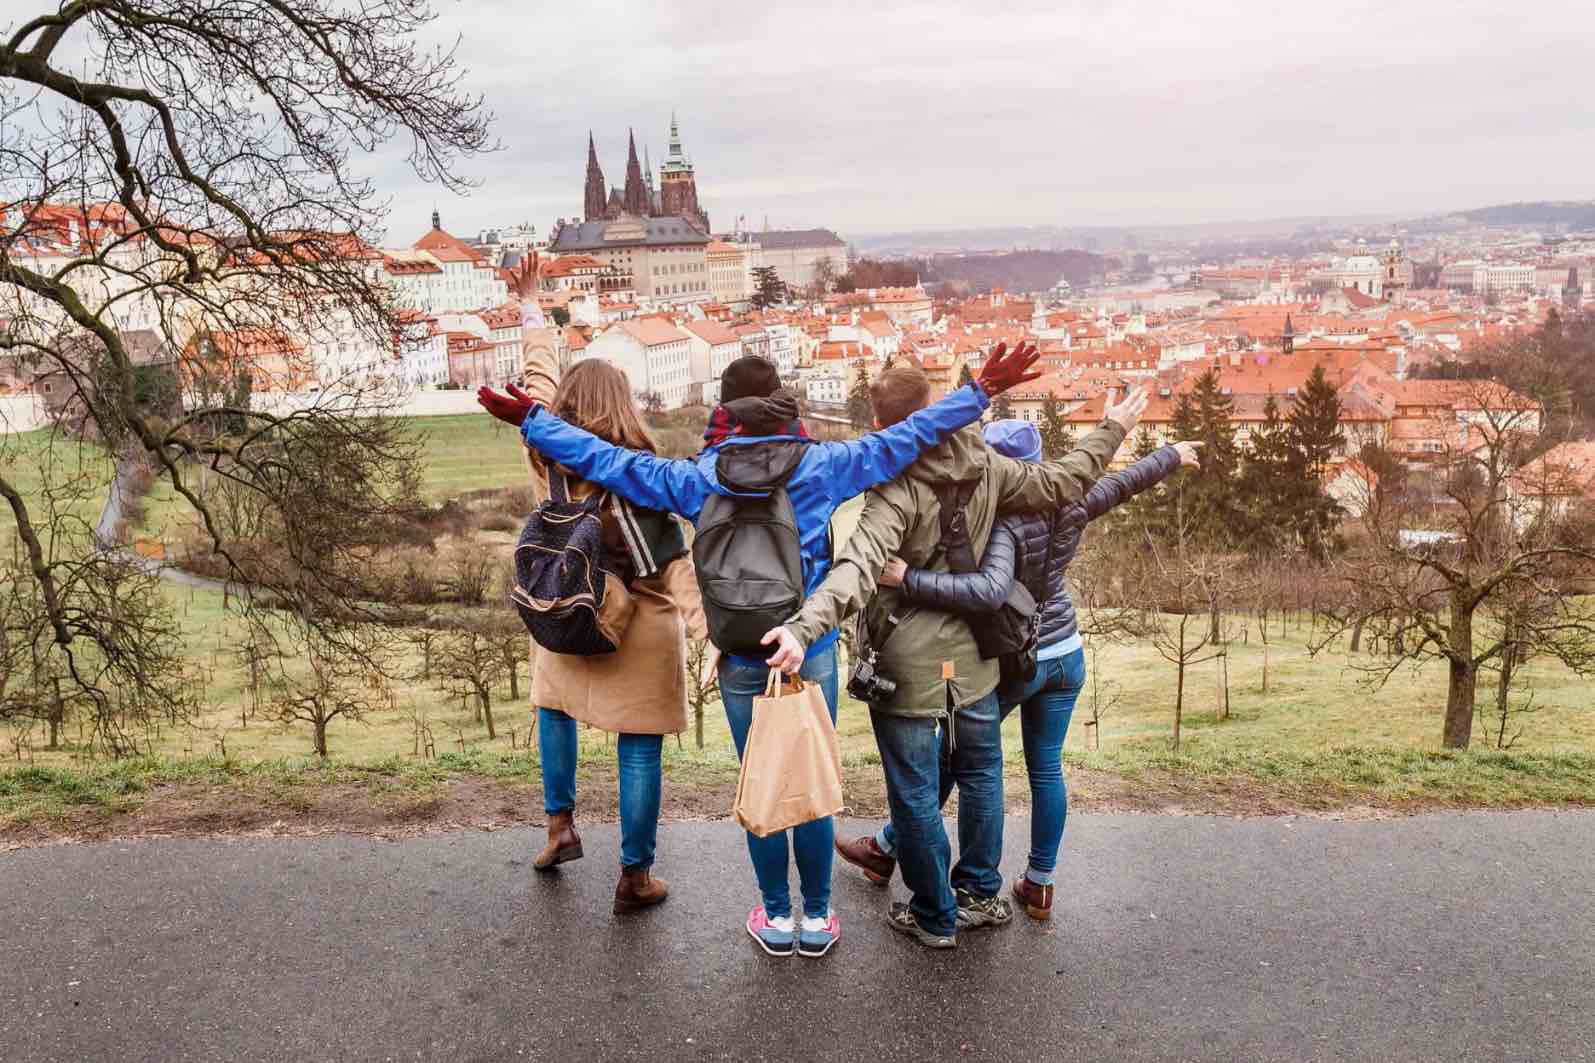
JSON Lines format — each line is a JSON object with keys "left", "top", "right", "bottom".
{"left": 746, "top": 906, "right": 796, "bottom": 956}
{"left": 798, "top": 912, "right": 840, "bottom": 958}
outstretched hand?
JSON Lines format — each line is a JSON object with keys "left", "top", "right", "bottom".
{"left": 975, "top": 341, "right": 1043, "bottom": 397}
{"left": 1172, "top": 440, "right": 1203, "bottom": 469}
{"left": 1105, "top": 386, "right": 1149, "bottom": 433}
{"left": 477, "top": 382, "right": 538, "bottom": 428}
{"left": 761, "top": 626, "right": 805, "bottom": 675}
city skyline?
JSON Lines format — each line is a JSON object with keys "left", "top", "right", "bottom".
{"left": 372, "top": 0, "right": 1595, "bottom": 240}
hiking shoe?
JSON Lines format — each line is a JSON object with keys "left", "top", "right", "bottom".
{"left": 798, "top": 912, "right": 841, "bottom": 958}
{"left": 835, "top": 834, "right": 895, "bottom": 886}
{"left": 955, "top": 889, "right": 1014, "bottom": 929}
{"left": 533, "top": 809, "right": 582, "bottom": 870}
{"left": 745, "top": 907, "right": 796, "bottom": 957}
{"left": 1012, "top": 876, "right": 1054, "bottom": 922}
{"left": 886, "top": 902, "right": 956, "bottom": 949}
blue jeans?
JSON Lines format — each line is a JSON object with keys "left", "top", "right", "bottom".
{"left": 1002, "top": 648, "right": 1085, "bottom": 886}
{"left": 537, "top": 707, "right": 663, "bottom": 870}
{"left": 872, "top": 689, "right": 1004, "bottom": 937}
{"left": 719, "top": 644, "right": 839, "bottom": 920}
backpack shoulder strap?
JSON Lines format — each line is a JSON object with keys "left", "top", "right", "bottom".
{"left": 930, "top": 480, "right": 979, "bottom": 574}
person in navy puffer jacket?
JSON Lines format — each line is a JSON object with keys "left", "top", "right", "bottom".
{"left": 835, "top": 419, "right": 1199, "bottom": 921}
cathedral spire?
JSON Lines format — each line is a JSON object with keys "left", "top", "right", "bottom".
{"left": 665, "top": 111, "right": 686, "bottom": 167}
{"left": 622, "top": 128, "right": 648, "bottom": 215}
{"left": 583, "top": 131, "right": 606, "bottom": 222}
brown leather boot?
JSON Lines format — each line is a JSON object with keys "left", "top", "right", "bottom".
{"left": 533, "top": 810, "right": 583, "bottom": 871}
{"left": 835, "top": 834, "right": 895, "bottom": 886}
{"left": 612, "top": 866, "right": 669, "bottom": 914}
{"left": 1012, "top": 876, "right": 1053, "bottom": 921}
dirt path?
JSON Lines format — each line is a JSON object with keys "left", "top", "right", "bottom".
{"left": 9, "top": 760, "right": 1565, "bottom": 849}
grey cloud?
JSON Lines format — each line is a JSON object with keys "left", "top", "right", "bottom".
{"left": 366, "top": 0, "right": 1595, "bottom": 240}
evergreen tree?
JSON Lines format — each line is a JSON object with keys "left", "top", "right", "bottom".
{"left": 847, "top": 362, "right": 874, "bottom": 429}
{"left": 1238, "top": 393, "right": 1295, "bottom": 552}
{"left": 1286, "top": 365, "right": 1347, "bottom": 558}
{"left": 751, "top": 266, "right": 786, "bottom": 310}
{"left": 957, "top": 363, "right": 974, "bottom": 389}
{"left": 1173, "top": 371, "right": 1243, "bottom": 544}
{"left": 1039, "top": 393, "right": 1074, "bottom": 460}
{"left": 990, "top": 392, "right": 1014, "bottom": 421}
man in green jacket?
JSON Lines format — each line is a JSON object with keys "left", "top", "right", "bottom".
{"left": 763, "top": 366, "right": 1147, "bottom": 948}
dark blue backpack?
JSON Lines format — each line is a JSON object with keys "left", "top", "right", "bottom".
{"left": 511, "top": 473, "right": 621, "bottom": 656}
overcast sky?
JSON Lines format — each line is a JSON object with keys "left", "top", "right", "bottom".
{"left": 376, "top": 0, "right": 1594, "bottom": 242}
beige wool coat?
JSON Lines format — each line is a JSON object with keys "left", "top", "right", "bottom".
{"left": 519, "top": 347, "right": 706, "bottom": 736}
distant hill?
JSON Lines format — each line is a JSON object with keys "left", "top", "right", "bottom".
{"left": 926, "top": 249, "right": 1110, "bottom": 293}
{"left": 1456, "top": 201, "right": 1595, "bottom": 229}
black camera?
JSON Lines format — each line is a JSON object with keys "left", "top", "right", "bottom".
{"left": 847, "top": 648, "right": 897, "bottom": 703}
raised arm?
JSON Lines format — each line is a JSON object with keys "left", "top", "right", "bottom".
{"left": 520, "top": 409, "right": 712, "bottom": 520}
{"left": 892, "top": 519, "right": 1018, "bottom": 614}
{"left": 519, "top": 332, "right": 560, "bottom": 407}
{"left": 1083, "top": 446, "right": 1184, "bottom": 521}
{"left": 995, "top": 386, "right": 1148, "bottom": 514}
{"left": 993, "top": 419, "right": 1127, "bottom": 513}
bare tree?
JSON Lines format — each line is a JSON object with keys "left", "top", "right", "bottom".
{"left": 432, "top": 625, "right": 506, "bottom": 740}
{"left": 1316, "top": 370, "right": 1595, "bottom": 748}
{"left": 1, "top": 1, "right": 490, "bottom": 742}
{"left": 267, "top": 629, "right": 392, "bottom": 758}
{"left": 684, "top": 638, "right": 719, "bottom": 750}
{"left": 1125, "top": 510, "right": 1236, "bottom": 752}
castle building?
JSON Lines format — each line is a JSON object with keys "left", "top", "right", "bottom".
{"left": 657, "top": 115, "right": 709, "bottom": 232}
{"left": 581, "top": 118, "right": 709, "bottom": 233}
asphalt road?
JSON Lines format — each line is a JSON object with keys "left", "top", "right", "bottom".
{"left": 3, "top": 811, "right": 1592, "bottom": 1063}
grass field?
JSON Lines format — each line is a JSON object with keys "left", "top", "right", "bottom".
{"left": 408, "top": 414, "right": 532, "bottom": 500}
{"left": 0, "top": 428, "right": 112, "bottom": 545}
{"left": 4, "top": 574, "right": 1593, "bottom": 829}
{"left": 7, "top": 414, "right": 1595, "bottom": 831}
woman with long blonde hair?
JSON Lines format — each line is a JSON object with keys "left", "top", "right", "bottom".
{"left": 513, "top": 347, "right": 705, "bottom": 915}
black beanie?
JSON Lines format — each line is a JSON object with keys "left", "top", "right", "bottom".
{"left": 720, "top": 355, "right": 781, "bottom": 403}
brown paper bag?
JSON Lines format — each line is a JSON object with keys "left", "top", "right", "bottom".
{"left": 732, "top": 669, "right": 844, "bottom": 838}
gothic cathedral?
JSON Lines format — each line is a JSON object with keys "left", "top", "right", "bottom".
{"left": 582, "top": 116, "right": 710, "bottom": 233}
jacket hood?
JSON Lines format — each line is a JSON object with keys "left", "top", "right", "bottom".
{"left": 902, "top": 424, "right": 990, "bottom": 487}
{"left": 710, "top": 437, "right": 809, "bottom": 494}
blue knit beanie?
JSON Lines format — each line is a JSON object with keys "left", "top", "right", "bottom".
{"left": 983, "top": 419, "right": 1042, "bottom": 463}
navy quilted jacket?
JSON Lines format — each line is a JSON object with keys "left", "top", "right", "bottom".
{"left": 900, "top": 447, "right": 1182, "bottom": 648}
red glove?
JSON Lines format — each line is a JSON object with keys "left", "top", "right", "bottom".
{"left": 975, "top": 341, "right": 1043, "bottom": 397}
{"left": 477, "top": 383, "right": 539, "bottom": 427}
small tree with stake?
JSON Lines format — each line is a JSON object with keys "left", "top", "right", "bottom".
{"left": 432, "top": 625, "right": 507, "bottom": 740}
{"left": 1124, "top": 501, "right": 1237, "bottom": 751}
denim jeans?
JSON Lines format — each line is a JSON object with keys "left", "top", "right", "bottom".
{"left": 1001, "top": 648, "right": 1086, "bottom": 886}
{"left": 718, "top": 643, "right": 839, "bottom": 920}
{"left": 871, "top": 689, "right": 1005, "bottom": 936}
{"left": 537, "top": 707, "right": 663, "bottom": 870}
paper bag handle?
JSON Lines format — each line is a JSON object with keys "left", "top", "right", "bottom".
{"left": 764, "top": 668, "right": 804, "bottom": 697}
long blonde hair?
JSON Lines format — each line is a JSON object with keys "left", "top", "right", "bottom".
{"left": 550, "top": 359, "right": 657, "bottom": 454}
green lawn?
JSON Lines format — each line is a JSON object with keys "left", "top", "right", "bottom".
{"left": 0, "top": 427, "right": 113, "bottom": 548}
{"left": 409, "top": 414, "right": 532, "bottom": 501}
{"left": 7, "top": 416, "right": 1595, "bottom": 828}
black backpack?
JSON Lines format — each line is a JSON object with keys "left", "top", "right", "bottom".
{"left": 693, "top": 440, "right": 808, "bottom": 655}
{"left": 933, "top": 482, "right": 1040, "bottom": 686}
{"left": 510, "top": 472, "right": 622, "bottom": 656}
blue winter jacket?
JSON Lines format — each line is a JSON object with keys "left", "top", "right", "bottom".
{"left": 519, "top": 383, "right": 993, "bottom": 663}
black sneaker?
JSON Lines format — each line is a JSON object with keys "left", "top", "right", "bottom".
{"left": 955, "top": 889, "right": 1014, "bottom": 929}
{"left": 886, "top": 902, "right": 956, "bottom": 949}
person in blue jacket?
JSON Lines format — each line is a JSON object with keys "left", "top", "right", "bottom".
{"left": 479, "top": 344, "right": 1042, "bottom": 958}
{"left": 835, "top": 419, "right": 1199, "bottom": 921}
